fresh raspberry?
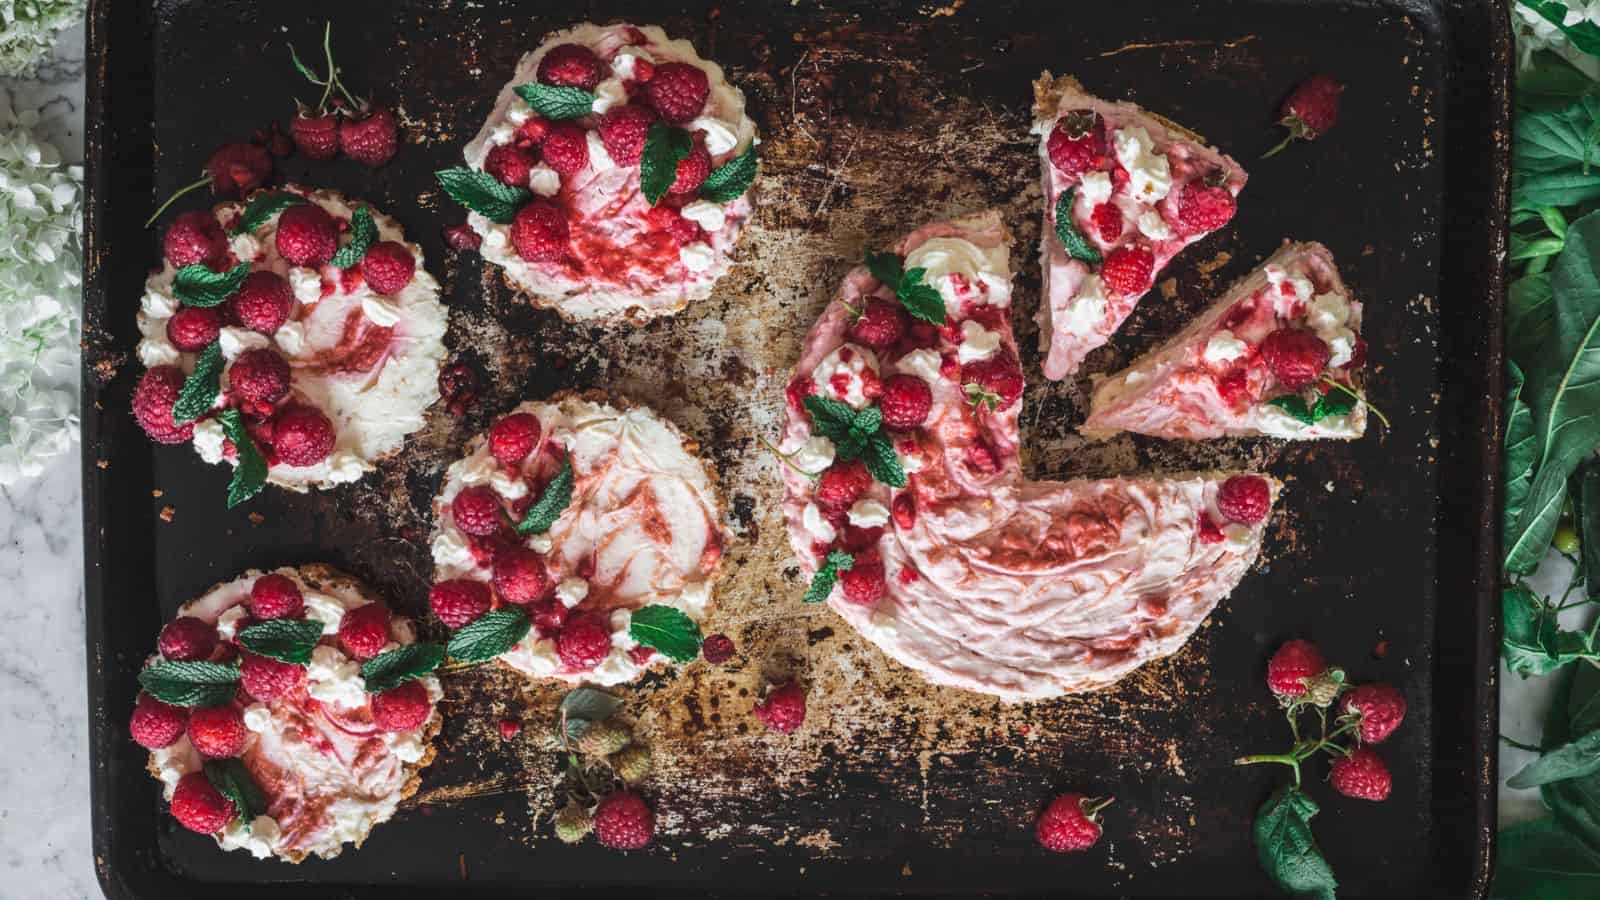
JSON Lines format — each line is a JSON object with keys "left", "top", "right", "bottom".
{"left": 338, "top": 602, "right": 392, "bottom": 660}
{"left": 1216, "top": 366, "right": 1252, "bottom": 409}
{"left": 1341, "top": 683, "right": 1407, "bottom": 745}
{"left": 250, "top": 574, "right": 304, "bottom": 619}
{"left": 815, "top": 459, "right": 872, "bottom": 518}
{"left": 163, "top": 210, "right": 227, "bottom": 268}
{"left": 557, "top": 614, "right": 611, "bottom": 671}
{"left": 849, "top": 299, "right": 908, "bottom": 350}
{"left": 451, "top": 485, "right": 506, "bottom": 537}
{"left": 754, "top": 680, "right": 806, "bottom": 734}
{"left": 1261, "top": 328, "right": 1331, "bottom": 390}
{"left": 598, "top": 104, "right": 656, "bottom": 166}
{"left": 158, "top": 616, "right": 218, "bottom": 661}
{"left": 667, "top": 143, "right": 712, "bottom": 195}
{"left": 339, "top": 106, "right": 399, "bottom": 167}
{"left": 837, "top": 523, "right": 884, "bottom": 554}
{"left": 1267, "top": 639, "right": 1327, "bottom": 699}
{"left": 1270, "top": 74, "right": 1343, "bottom": 156}
{"left": 499, "top": 719, "right": 522, "bottom": 740}
{"left": 1099, "top": 245, "right": 1155, "bottom": 297}
{"left": 1046, "top": 111, "right": 1106, "bottom": 178}
{"left": 274, "top": 204, "right": 339, "bottom": 267}
{"left": 839, "top": 553, "right": 887, "bottom": 606}
{"left": 644, "top": 62, "right": 711, "bottom": 123}
{"left": 1197, "top": 513, "right": 1226, "bottom": 544}
{"left": 540, "top": 122, "right": 588, "bottom": 177}
{"left": 204, "top": 142, "right": 272, "bottom": 196}
{"left": 510, "top": 199, "right": 570, "bottom": 263}
{"left": 228, "top": 349, "right": 291, "bottom": 406}
{"left": 892, "top": 492, "right": 917, "bottom": 530}
{"left": 1035, "top": 793, "right": 1107, "bottom": 852}
{"left": 230, "top": 271, "right": 294, "bottom": 335}
{"left": 1090, "top": 203, "right": 1122, "bottom": 243}
{"left": 494, "top": 546, "right": 551, "bottom": 605}
{"left": 643, "top": 204, "right": 702, "bottom": 244}
{"left": 489, "top": 413, "right": 542, "bottom": 466}
{"left": 961, "top": 347, "right": 1025, "bottom": 411}
{"left": 537, "top": 43, "right": 604, "bottom": 91}
{"left": 515, "top": 117, "right": 552, "bottom": 147}
{"left": 290, "top": 112, "right": 339, "bottom": 160}
{"left": 129, "top": 693, "right": 188, "bottom": 749}
{"left": 484, "top": 144, "right": 536, "bottom": 187}
{"left": 134, "top": 366, "right": 196, "bottom": 444}
{"left": 165, "top": 306, "right": 222, "bottom": 352}
{"left": 1173, "top": 183, "right": 1236, "bottom": 235}
{"left": 879, "top": 375, "right": 933, "bottom": 430}
{"left": 187, "top": 705, "right": 247, "bottom": 758}
{"left": 262, "top": 121, "right": 294, "bottom": 158}
{"left": 593, "top": 790, "right": 655, "bottom": 850}
{"left": 444, "top": 222, "right": 483, "bottom": 251}
{"left": 430, "top": 579, "right": 492, "bottom": 629}
{"left": 239, "top": 651, "right": 304, "bottom": 702}
{"left": 530, "top": 598, "right": 569, "bottom": 637}
{"left": 170, "top": 771, "right": 236, "bottom": 834}
{"left": 1329, "top": 746, "right": 1391, "bottom": 801}
{"left": 271, "top": 405, "right": 335, "bottom": 467}
{"left": 701, "top": 633, "right": 736, "bottom": 664}
{"left": 371, "top": 679, "right": 432, "bottom": 732}
{"left": 361, "top": 241, "right": 416, "bottom": 295}
{"left": 1217, "top": 475, "right": 1272, "bottom": 525}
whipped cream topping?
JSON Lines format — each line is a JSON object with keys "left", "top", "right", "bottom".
{"left": 812, "top": 344, "right": 880, "bottom": 409}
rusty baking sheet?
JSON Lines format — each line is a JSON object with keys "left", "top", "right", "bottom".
{"left": 82, "top": 0, "right": 1507, "bottom": 896}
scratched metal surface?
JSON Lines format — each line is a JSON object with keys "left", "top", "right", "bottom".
{"left": 82, "top": 0, "right": 1505, "bottom": 897}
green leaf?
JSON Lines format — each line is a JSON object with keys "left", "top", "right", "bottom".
{"left": 1509, "top": 729, "right": 1600, "bottom": 789}
{"left": 628, "top": 605, "right": 702, "bottom": 663}
{"left": 173, "top": 262, "right": 250, "bottom": 308}
{"left": 561, "top": 685, "right": 623, "bottom": 725}
{"left": 803, "top": 394, "right": 859, "bottom": 446}
{"left": 1517, "top": 51, "right": 1598, "bottom": 113}
{"left": 204, "top": 758, "right": 267, "bottom": 825}
{"left": 1505, "top": 362, "right": 1539, "bottom": 546}
{"left": 515, "top": 457, "right": 574, "bottom": 535}
{"left": 446, "top": 608, "right": 531, "bottom": 663}
{"left": 361, "top": 642, "right": 446, "bottom": 693}
{"left": 1502, "top": 584, "right": 1597, "bottom": 677}
{"left": 866, "top": 251, "right": 903, "bottom": 288}
{"left": 802, "top": 550, "right": 854, "bottom": 604}
{"left": 436, "top": 167, "right": 532, "bottom": 225}
{"left": 1266, "top": 393, "right": 1316, "bottom": 426}
{"left": 219, "top": 408, "right": 268, "bottom": 509}
{"left": 1509, "top": 275, "right": 1556, "bottom": 374}
{"left": 237, "top": 618, "right": 325, "bottom": 665}
{"left": 898, "top": 278, "right": 946, "bottom": 326}
{"left": 1538, "top": 664, "right": 1600, "bottom": 868}
{"left": 1582, "top": 462, "right": 1600, "bottom": 600}
{"left": 1520, "top": 1, "right": 1600, "bottom": 59}
{"left": 850, "top": 405, "right": 882, "bottom": 438}
{"left": 1513, "top": 233, "right": 1569, "bottom": 262}
{"left": 330, "top": 206, "right": 377, "bottom": 270}
{"left": 513, "top": 83, "right": 596, "bottom": 120}
{"left": 1494, "top": 817, "right": 1600, "bottom": 899}
{"left": 172, "top": 343, "right": 223, "bottom": 426}
{"left": 230, "top": 192, "right": 305, "bottom": 236}
{"left": 1311, "top": 390, "right": 1356, "bottom": 420}
{"left": 137, "top": 660, "right": 240, "bottom": 707}
{"left": 1515, "top": 169, "right": 1600, "bottom": 209}
{"left": 1252, "top": 785, "right": 1337, "bottom": 900}
{"left": 699, "top": 144, "right": 757, "bottom": 203}
{"left": 863, "top": 434, "right": 907, "bottom": 489}
{"left": 1515, "top": 93, "right": 1600, "bottom": 176}
{"left": 639, "top": 123, "right": 693, "bottom": 206}
{"left": 1053, "top": 188, "right": 1103, "bottom": 265}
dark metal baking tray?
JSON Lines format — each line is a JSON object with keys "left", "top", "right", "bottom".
{"left": 82, "top": 0, "right": 1508, "bottom": 896}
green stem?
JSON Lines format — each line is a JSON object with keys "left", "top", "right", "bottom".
{"left": 758, "top": 435, "right": 820, "bottom": 481}
{"left": 143, "top": 173, "right": 211, "bottom": 228}
{"left": 1235, "top": 753, "right": 1303, "bottom": 786}
{"left": 323, "top": 22, "right": 362, "bottom": 110}
{"left": 1321, "top": 377, "right": 1391, "bottom": 429}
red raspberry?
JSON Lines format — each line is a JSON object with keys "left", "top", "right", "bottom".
{"left": 1266, "top": 639, "right": 1327, "bottom": 699}
{"left": 499, "top": 719, "right": 522, "bottom": 740}
{"left": 129, "top": 693, "right": 187, "bottom": 749}
{"left": 1099, "top": 245, "right": 1155, "bottom": 297}
{"left": 204, "top": 143, "right": 272, "bottom": 196}
{"left": 557, "top": 614, "right": 611, "bottom": 671}
{"left": 593, "top": 790, "right": 655, "bottom": 850}
{"left": 187, "top": 704, "right": 247, "bottom": 758}
{"left": 1329, "top": 746, "right": 1391, "bottom": 801}
{"left": 228, "top": 349, "right": 290, "bottom": 406}
{"left": 814, "top": 459, "right": 872, "bottom": 518}
{"left": 879, "top": 375, "right": 932, "bottom": 430}
{"left": 1036, "top": 793, "right": 1107, "bottom": 852}
{"left": 170, "top": 771, "right": 235, "bottom": 835}
{"left": 430, "top": 579, "right": 493, "bottom": 629}
{"left": 231, "top": 271, "right": 294, "bottom": 335}
{"left": 892, "top": 492, "right": 916, "bottom": 530}
{"left": 165, "top": 306, "right": 222, "bottom": 352}
{"left": 1280, "top": 74, "right": 1342, "bottom": 141}
{"left": 839, "top": 553, "right": 887, "bottom": 606}
{"left": 1341, "top": 683, "right": 1407, "bottom": 745}
{"left": 274, "top": 204, "right": 339, "bottom": 267}
{"left": 1046, "top": 112, "right": 1106, "bottom": 178}
{"left": 361, "top": 241, "right": 416, "bottom": 295}
{"left": 510, "top": 199, "right": 570, "bottom": 263}
{"left": 159, "top": 616, "right": 218, "bottom": 661}
{"left": 530, "top": 598, "right": 569, "bottom": 637}
{"left": 371, "top": 679, "right": 432, "bottom": 732}
{"left": 1090, "top": 203, "right": 1122, "bottom": 243}
{"left": 290, "top": 112, "right": 339, "bottom": 160}
{"left": 537, "top": 43, "right": 604, "bottom": 91}
{"left": 451, "top": 485, "right": 506, "bottom": 536}
{"left": 338, "top": 602, "right": 392, "bottom": 660}
{"left": 1173, "top": 183, "right": 1236, "bottom": 235}
{"left": 1216, "top": 475, "right": 1271, "bottom": 525}
{"left": 271, "top": 404, "right": 335, "bottom": 467}
{"left": 849, "top": 299, "right": 908, "bottom": 350}
{"left": 644, "top": 62, "right": 710, "bottom": 123}
{"left": 494, "top": 546, "right": 551, "bottom": 605}
{"left": 960, "top": 347, "right": 1025, "bottom": 411}
{"left": 444, "top": 222, "right": 483, "bottom": 251}
{"left": 701, "top": 633, "right": 736, "bottom": 664}
{"left": 786, "top": 375, "right": 816, "bottom": 414}
{"left": 163, "top": 210, "right": 227, "bottom": 268}
{"left": 134, "top": 366, "right": 196, "bottom": 445}
{"left": 598, "top": 104, "right": 657, "bottom": 166}
{"left": 339, "top": 106, "right": 399, "bottom": 167}
{"left": 484, "top": 144, "right": 536, "bottom": 187}
{"left": 540, "top": 122, "right": 589, "bottom": 176}
{"left": 239, "top": 651, "right": 304, "bottom": 702}
{"left": 1261, "top": 328, "right": 1331, "bottom": 390}
{"left": 667, "top": 143, "right": 712, "bottom": 195}
{"left": 489, "top": 413, "right": 542, "bottom": 466}
{"left": 250, "top": 574, "right": 304, "bottom": 619}
{"left": 1216, "top": 366, "right": 1252, "bottom": 409}
{"left": 644, "top": 204, "right": 701, "bottom": 244}
{"left": 1197, "top": 513, "right": 1226, "bottom": 544}
{"left": 753, "top": 680, "right": 806, "bottom": 734}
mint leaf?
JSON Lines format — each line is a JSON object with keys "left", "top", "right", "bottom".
{"left": 1311, "top": 389, "right": 1357, "bottom": 420}
{"left": 1053, "top": 189, "right": 1103, "bottom": 265}
{"left": 361, "top": 642, "right": 446, "bottom": 693}
{"left": 1252, "top": 785, "right": 1337, "bottom": 900}
{"left": 850, "top": 405, "right": 882, "bottom": 438}
{"left": 436, "top": 168, "right": 531, "bottom": 225}
{"left": 899, "top": 280, "right": 946, "bottom": 326}
{"left": 514, "top": 83, "right": 596, "bottom": 120}
{"left": 639, "top": 123, "right": 693, "bottom": 206}
{"left": 803, "top": 551, "right": 854, "bottom": 604}
{"left": 447, "top": 608, "right": 531, "bottom": 663}
{"left": 866, "top": 251, "right": 903, "bottom": 288}
{"left": 137, "top": 660, "right": 240, "bottom": 707}
{"left": 862, "top": 434, "right": 907, "bottom": 489}
{"left": 237, "top": 618, "right": 325, "bottom": 665}
{"left": 173, "top": 262, "right": 250, "bottom": 308}
{"left": 803, "top": 394, "right": 858, "bottom": 445}
{"left": 330, "top": 206, "right": 377, "bottom": 270}
{"left": 231, "top": 192, "right": 305, "bottom": 236}
{"left": 204, "top": 758, "right": 266, "bottom": 824}
{"left": 516, "top": 456, "right": 574, "bottom": 535}
{"left": 172, "top": 343, "right": 223, "bottom": 426}
{"left": 1266, "top": 394, "right": 1316, "bottom": 426}
{"left": 699, "top": 144, "right": 757, "bottom": 203}
{"left": 628, "top": 605, "right": 702, "bottom": 663}
{"left": 220, "top": 408, "right": 268, "bottom": 509}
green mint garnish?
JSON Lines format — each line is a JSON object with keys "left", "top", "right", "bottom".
{"left": 1054, "top": 188, "right": 1103, "bottom": 264}
{"left": 447, "top": 608, "right": 532, "bottom": 663}
{"left": 627, "top": 605, "right": 703, "bottom": 663}
{"left": 137, "top": 660, "right": 240, "bottom": 707}
{"left": 361, "top": 642, "right": 446, "bottom": 693}
{"left": 803, "top": 550, "right": 855, "bottom": 604}
{"left": 699, "top": 144, "right": 757, "bottom": 203}
{"left": 237, "top": 618, "right": 325, "bottom": 665}
{"left": 204, "top": 758, "right": 268, "bottom": 824}
{"left": 515, "top": 456, "right": 574, "bottom": 535}
{"left": 802, "top": 395, "right": 906, "bottom": 488}
{"left": 330, "top": 206, "right": 377, "bottom": 270}
{"left": 219, "top": 408, "right": 268, "bottom": 509}
{"left": 863, "top": 250, "right": 945, "bottom": 325}
{"left": 1267, "top": 390, "right": 1357, "bottom": 427}
{"left": 173, "top": 261, "right": 251, "bottom": 308}
{"left": 436, "top": 168, "right": 532, "bottom": 225}
{"left": 639, "top": 123, "right": 693, "bottom": 206}
{"left": 172, "top": 343, "right": 224, "bottom": 426}
{"left": 513, "top": 83, "right": 596, "bottom": 121}
{"left": 231, "top": 192, "right": 305, "bottom": 236}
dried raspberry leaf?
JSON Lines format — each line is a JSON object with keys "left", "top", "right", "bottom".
{"left": 238, "top": 618, "right": 325, "bottom": 665}
{"left": 204, "top": 758, "right": 266, "bottom": 824}
{"left": 447, "top": 607, "right": 532, "bottom": 663}
{"left": 862, "top": 433, "right": 907, "bottom": 489}
{"left": 173, "top": 261, "right": 251, "bottom": 308}
{"left": 330, "top": 206, "right": 377, "bottom": 270}
{"left": 220, "top": 408, "right": 268, "bottom": 509}
{"left": 639, "top": 123, "right": 693, "bottom": 206}
{"left": 515, "top": 456, "right": 574, "bottom": 535}
{"left": 865, "top": 251, "right": 903, "bottom": 289}
{"left": 1053, "top": 189, "right": 1103, "bottom": 265}
{"left": 231, "top": 192, "right": 306, "bottom": 236}
{"left": 361, "top": 642, "right": 446, "bottom": 694}
{"left": 628, "top": 604, "right": 702, "bottom": 663}
{"left": 698, "top": 144, "right": 757, "bottom": 203}
{"left": 172, "top": 342, "right": 224, "bottom": 426}
{"left": 137, "top": 660, "right": 240, "bottom": 707}
{"left": 513, "top": 83, "right": 596, "bottom": 121}
{"left": 436, "top": 167, "right": 532, "bottom": 225}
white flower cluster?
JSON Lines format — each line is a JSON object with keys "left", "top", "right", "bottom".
{"left": 1515, "top": 0, "right": 1600, "bottom": 75}
{"left": 0, "top": 89, "right": 81, "bottom": 483}
{"left": 0, "top": 0, "right": 84, "bottom": 78}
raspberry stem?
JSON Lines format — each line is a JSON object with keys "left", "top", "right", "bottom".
{"left": 1234, "top": 752, "right": 1303, "bottom": 786}
{"left": 143, "top": 174, "right": 211, "bottom": 229}
{"left": 1320, "top": 377, "right": 1390, "bottom": 429}
{"left": 757, "top": 435, "right": 820, "bottom": 481}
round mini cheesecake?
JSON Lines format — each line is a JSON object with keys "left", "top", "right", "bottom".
{"left": 131, "top": 565, "right": 442, "bottom": 862}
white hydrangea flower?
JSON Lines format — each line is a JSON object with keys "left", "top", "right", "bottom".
{"left": 0, "top": 0, "right": 85, "bottom": 78}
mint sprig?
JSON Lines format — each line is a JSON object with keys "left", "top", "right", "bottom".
{"left": 330, "top": 206, "right": 377, "bottom": 270}
{"left": 204, "top": 758, "right": 267, "bottom": 825}
{"left": 802, "top": 395, "right": 907, "bottom": 488}
{"left": 219, "top": 408, "right": 268, "bottom": 509}
{"left": 447, "top": 607, "right": 531, "bottom": 663}
{"left": 137, "top": 660, "right": 240, "bottom": 707}
{"left": 173, "top": 262, "right": 251, "bottom": 308}
{"left": 803, "top": 550, "right": 855, "bottom": 603}
{"left": 1054, "top": 188, "right": 1103, "bottom": 264}
{"left": 516, "top": 456, "right": 574, "bottom": 535}
{"left": 863, "top": 251, "right": 944, "bottom": 325}
{"left": 628, "top": 605, "right": 702, "bottom": 663}
{"left": 1267, "top": 390, "right": 1357, "bottom": 427}
{"left": 640, "top": 123, "right": 693, "bottom": 206}
{"left": 513, "top": 83, "right": 596, "bottom": 120}
{"left": 361, "top": 642, "right": 446, "bottom": 693}
{"left": 436, "top": 168, "right": 532, "bottom": 225}
{"left": 172, "top": 343, "right": 223, "bottom": 426}
{"left": 237, "top": 618, "right": 325, "bottom": 665}
{"left": 231, "top": 192, "right": 305, "bottom": 236}
{"left": 699, "top": 144, "right": 757, "bottom": 203}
